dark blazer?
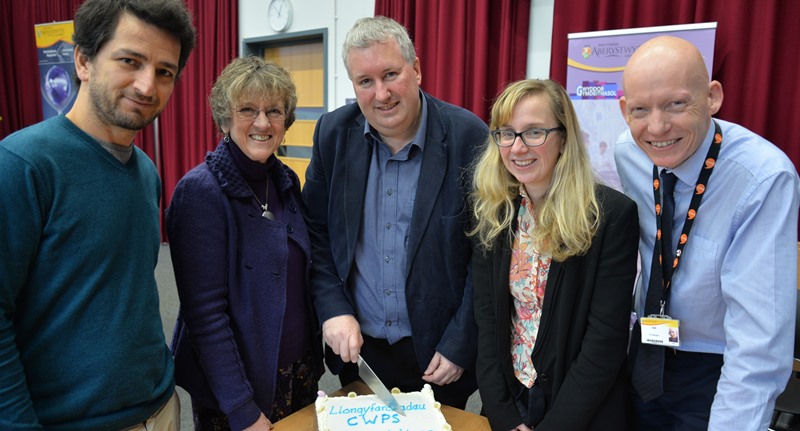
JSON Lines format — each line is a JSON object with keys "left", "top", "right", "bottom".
{"left": 302, "top": 92, "right": 487, "bottom": 377}
{"left": 472, "top": 185, "right": 639, "bottom": 431}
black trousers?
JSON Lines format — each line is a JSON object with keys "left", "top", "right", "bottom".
{"left": 631, "top": 349, "right": 723, "bottom": 431}
{"left": 337, "top": 334, "right": 476, "bottom": 409}
{"left": 514, "top": 381, "right": 547, "bottom": 428}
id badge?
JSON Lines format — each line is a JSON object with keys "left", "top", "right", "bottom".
{"left": 640, "top": 316, "right": 680, "bottom": 347}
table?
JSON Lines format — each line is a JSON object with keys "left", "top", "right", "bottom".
{"left": 273, "top": 380, "right": 490, "bottom": 430}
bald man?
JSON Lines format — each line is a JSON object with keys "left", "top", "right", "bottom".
{"left": 615, "top": 36, "right": 800, "bottom": 430}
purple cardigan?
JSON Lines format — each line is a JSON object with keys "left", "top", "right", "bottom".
{"left": 167, "top": 140, "right": 323, "bottom": 430}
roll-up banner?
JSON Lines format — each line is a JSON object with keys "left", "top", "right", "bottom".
{"left": 566, "top": 23, "right": 717, "bottom": 190}
{"left": 35, "top": 21, "right": 77, "bottom": 120}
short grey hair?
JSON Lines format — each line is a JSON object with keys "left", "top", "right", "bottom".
{"left": 208, "top": 56, "right": 297, "bottom": 133}
{"left": 341, "top": 16, "right": 416, "bottom": 76}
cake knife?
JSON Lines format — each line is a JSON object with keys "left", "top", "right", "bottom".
{"left": 357, "top": 355, "right": 407, "bottom": 416}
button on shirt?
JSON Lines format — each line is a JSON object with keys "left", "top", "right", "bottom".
{"left": 615, "top": 119, "right": 800, "bottom": 430}
{"left": 352, "top": 94, "right": 428, "bottom": 344}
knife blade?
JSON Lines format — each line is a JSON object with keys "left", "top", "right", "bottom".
{"left": 357, "top": 355, "right": 406, "bottom": 416}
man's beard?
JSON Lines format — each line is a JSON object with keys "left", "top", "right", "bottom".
{"left": 88, "top": 80, "right": 163, "bottom": 131}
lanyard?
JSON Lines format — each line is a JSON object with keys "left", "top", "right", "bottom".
{"left": 650, "top": 120, "right": 722, "bottom": 315}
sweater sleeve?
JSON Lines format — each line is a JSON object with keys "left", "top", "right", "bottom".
{"left": 0, "top": 145, "right": 46, "bottom": 430}
{"left": 167, "top": 170, "right": 262, "bottom": 430}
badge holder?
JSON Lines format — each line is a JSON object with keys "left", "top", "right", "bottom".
{"left": 640, "top": 302, "right": 680, "bottom": 347}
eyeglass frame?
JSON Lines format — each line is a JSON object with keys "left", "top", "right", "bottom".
{"left": 233, "top": 105, "right": 286, "bottom": 122}
{"left": 490, "top": 126, "right": 565, "bottom": 147}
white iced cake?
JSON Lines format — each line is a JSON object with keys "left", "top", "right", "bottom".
{"left": 315, "top": 384, "right": 451, "bottom": 431}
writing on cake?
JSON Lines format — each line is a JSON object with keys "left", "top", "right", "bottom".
{"left": 315, "top": 384, "right": 451, "bottom": 431}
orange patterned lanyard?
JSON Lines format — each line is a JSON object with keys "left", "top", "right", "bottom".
{"left": 651, "top": 120, "right": 722, "bottom": 312}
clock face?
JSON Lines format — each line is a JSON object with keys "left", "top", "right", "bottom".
{"left": 269, "top": 0, "right": 292, "bottom": 32}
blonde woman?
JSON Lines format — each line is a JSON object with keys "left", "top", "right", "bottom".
{"left": 470, "top": 79, "right": 638, "bottom": 431}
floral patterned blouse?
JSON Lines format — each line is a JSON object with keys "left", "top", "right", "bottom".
{"left": 509, "top": 187, "right": 552, "bottom": 388}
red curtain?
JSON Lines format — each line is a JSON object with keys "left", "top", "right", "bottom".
{"left": 0, "top": 1, "right": 82, "bottom": 138}
{"left": 155, "top": 0, "right": 239, "bottom": 240}
{"left": 0, "top": 0, "right": 238, "bottom": 240}
{"left": 375, "top": 0, "right": 530, "bottom": 122}
{"left": 549, "top": 0, "right": 800, "bottom": 174}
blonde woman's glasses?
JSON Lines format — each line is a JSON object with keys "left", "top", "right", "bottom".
{"left": 490, "top": 126, "right": 564, "bottom": 147}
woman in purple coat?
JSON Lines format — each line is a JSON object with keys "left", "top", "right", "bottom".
{"left": 167, "top": 56, "right": 323, "bottom": 431}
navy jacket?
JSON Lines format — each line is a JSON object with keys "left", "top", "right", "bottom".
{"left": 303, "top": 92, "right": 487, "bottom": 376}
{"left": 167, "top": 141, "right": 323, "bottom": 430}
{"left": 473, "top": 185, "right": 639, "bottom": 431}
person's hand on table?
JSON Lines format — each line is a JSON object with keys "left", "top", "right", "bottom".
{"left": 243, "top": 412, "right": 273, "bottom": 430}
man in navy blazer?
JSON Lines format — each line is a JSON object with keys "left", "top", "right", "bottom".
{"left": 302, "top": 16, "right": 487, "bottom": 408}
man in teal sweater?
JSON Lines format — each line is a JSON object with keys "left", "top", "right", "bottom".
{"left": 0, "top": 1, "right": 195, "bottom": 429}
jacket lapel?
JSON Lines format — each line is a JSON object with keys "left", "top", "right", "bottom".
{"left": 531, "top": 258, "right": 564, "bottom": 359}
{"left": 343, "top": 123, "right": 371, "bottom": 262}
{"left": 405, "top": 96, "right": 446, "bottom": 276}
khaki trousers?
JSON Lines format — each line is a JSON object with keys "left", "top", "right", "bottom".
{"left": 121, "top": 390, "right": 181, "bottom": 431}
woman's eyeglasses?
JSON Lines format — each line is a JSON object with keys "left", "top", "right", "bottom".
{"left": 234, "top": 106, "right": 286, "bottom": 121}
{"left": 490, "top": 126, "right": 565, "bottom": 147}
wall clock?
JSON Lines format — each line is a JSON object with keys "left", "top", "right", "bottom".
{"left": 268, "top": 0, "right": 293, "bottom": 33}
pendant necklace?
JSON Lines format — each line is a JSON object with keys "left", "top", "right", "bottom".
{"left": 248, "top": 176, "right": 276, "bottom": 221}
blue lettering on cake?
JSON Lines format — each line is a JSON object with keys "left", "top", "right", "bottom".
{"left": 343, "top": 412, "right": 401, "bottom": 426}
{"left": 401, "top": 402, "right": 427, "bottom": 411}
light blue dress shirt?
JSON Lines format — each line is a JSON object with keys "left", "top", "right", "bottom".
{"left": 351, "top": 94, "right": 428, "bottom": 343}
{"left": 615, "top": 118, "right": 800, "bottom": 430}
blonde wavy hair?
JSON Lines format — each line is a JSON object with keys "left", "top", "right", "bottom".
{"left": 469, "top": 79, "right": 599, "bottom": 261}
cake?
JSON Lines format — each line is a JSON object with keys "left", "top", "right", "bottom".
{"left": 315, "top": 384, "right": 451, "bottom": 431}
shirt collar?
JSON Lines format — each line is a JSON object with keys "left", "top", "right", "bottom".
{"left": 363, "top": 90, "right": 428, "bottom": 152}
{"left": 662, "top": 119, "right": 716, "bottom": 187}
